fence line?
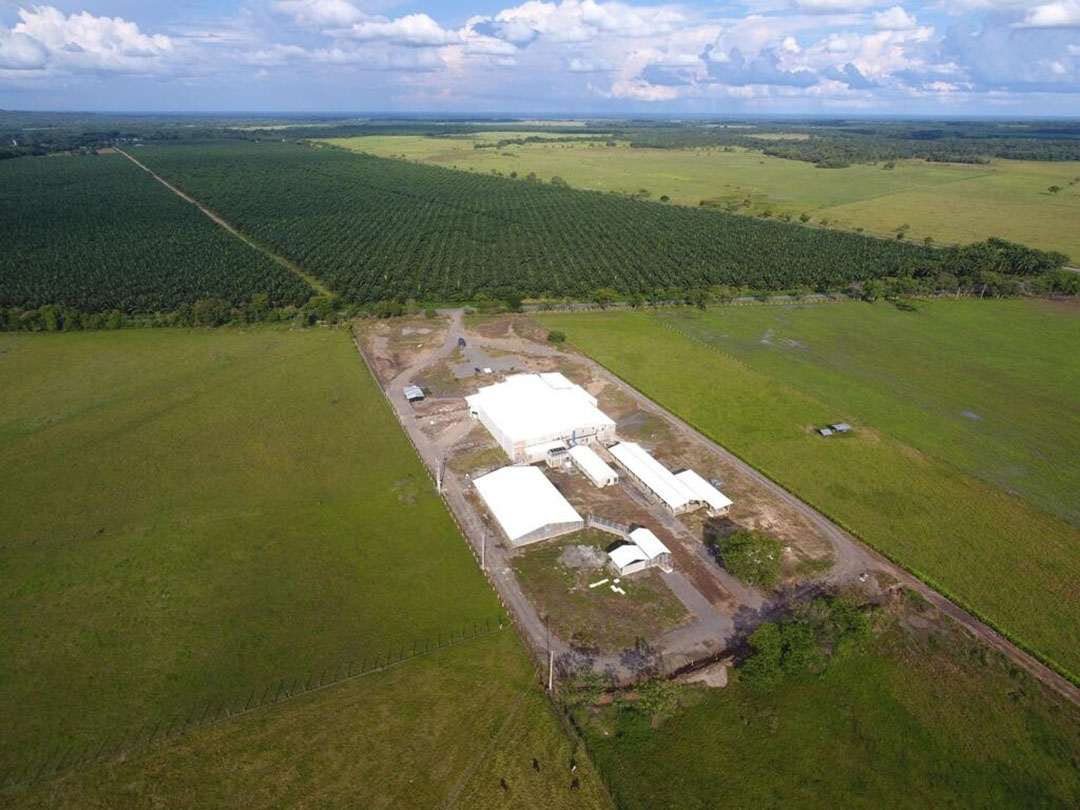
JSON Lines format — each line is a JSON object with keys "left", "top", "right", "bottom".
{"left": 2, "top": 617, "right": 506, "bottom": 793}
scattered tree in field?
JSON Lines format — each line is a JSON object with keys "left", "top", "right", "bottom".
{"left": 659, "top": 195, "right": 670, "bottom": 202}
{"left": 799, "top": 212, "right": 811, "bottom": 223}
{"left": 712, "top": 529, "right": 782, "bottom": 587}
{"left": 546, "top": 329, "right": 566, "bottom": 345}
{"left": 550, "top": 176, "right": 567, "bottom": 186}
{"left": 1047, "top": 185, "right": 1062, "bottom": 194}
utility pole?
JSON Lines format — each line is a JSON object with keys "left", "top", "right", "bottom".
{"left": 481, "top": 531, "right": 487, "bottom": 572}
{"left": 548, "top": 649, "right": 554, "bottom": 692}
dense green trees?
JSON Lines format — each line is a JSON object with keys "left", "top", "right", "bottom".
{"left": 129, "top": 142, "right": 1061, "bottom": 305}
{"left": 0, "top": 153, "right": 313, "bottom": 313}
{"left": 711, "top": 529, "right": 783, "bottom": 587}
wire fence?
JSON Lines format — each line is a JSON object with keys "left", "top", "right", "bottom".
{"left": 1, "top": 616, "right": 506, "bottom": 793}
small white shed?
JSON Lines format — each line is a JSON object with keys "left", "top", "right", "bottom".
{"left": 568, "top": 444, "right": 619, "bottom": 487}
{"left": 608, "top": 543, "right": 650, "bottom": 576}
{"left": 628, "top": 527, "right": 673, "bottom": 572}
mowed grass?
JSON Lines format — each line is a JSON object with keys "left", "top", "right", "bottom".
{"left": 536, "top": 307, "right": 1080, "bottom": 680}
{"left": 577, "top": 605, "right": 1080, "bottom": 810}
{"left": 657, "top": 299, "right": 1080, "bottom": 526}
{"left": 7, "top": 631, "right": 612, "bottom": 810}
{"left": 0, "top": 327, "right": 501, "bottom": 768}
{"left": 326, "top": 135, "right": 1080, "bottom": 260}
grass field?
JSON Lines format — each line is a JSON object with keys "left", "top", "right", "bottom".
{"left": 655, "top": 299, "right": 1080, "bottom": 526}
{"left": 536, "top": 302, "right": 1080, "bottom": 680}
{"left": 0, "top": 327, "right": 502, "bottom": 770}
{"left": 512, "top": 531, "right": 690, "bottom": 651}
{"left": 577, "top": 599, "right": 1080, "bottom": 810}
{"left": 7, "top": 631, "right": 612, "bottom": 810}
{"left": 326, "top": 135, "right": 1080, "bottom": 260}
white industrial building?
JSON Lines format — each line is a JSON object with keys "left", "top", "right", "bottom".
{"left": 568, "top": 444, "right": 619, "bottom": 488}
{"left": 607, "top": 527, "right": 673, "bottom": 576}
{"left": 674, "top": 469, "right": 733, "bottom": 516}
{"left": 473, "top": 465, "right": 584, "bottom": 547}
{"left": 608, "top": 442, "right": 698, "bottom": 514}
{"left": 465, "top": 374, "right": 616, "bottom": 464}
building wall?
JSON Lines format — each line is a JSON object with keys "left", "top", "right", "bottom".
{"left": 509, "top": 518, "right": 585, "bottom": 548}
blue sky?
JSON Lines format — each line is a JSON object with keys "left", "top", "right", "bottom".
{"left": 0, "top": 0, "right": 1077, "bottom": 114}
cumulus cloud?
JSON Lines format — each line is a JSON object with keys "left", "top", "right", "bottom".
{"left": 704, "top": 45, "right": 819, "bottom": 85}
{"left": 271, "top": 0, "right": 365, "bottom": 28}
{"left": 342, "top": 14, "right": 460, "bottom": 46}
{"left": 475, "top": 0, "right": 684, "bottom": 46}
{"left": 873, "top": 5, "right": 919, "bottom": 28}
{"left": 1015, "top": 0, "right": 1080, "bottom": 27}
{"left": 0, "top": 5, "right": 173, "bottom": 75}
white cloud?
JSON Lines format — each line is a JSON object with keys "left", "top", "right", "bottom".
{"left": 794, "top": 0, "right": 882, "bottom": 14}
{"left": 1, "top": 5, "right": 173, "bottom": 75}
{"left": 271, "top": 0, "right": 365, "bottom": 28}
{"left": 479, "top": 0, "right": 684, "bottom": 45}
{"left": 342, "top": 13, "right": 461, "bottom": 46}
{"left": 1015, "top": 0, "right": 1080, "bottom": 27}
{"left": 873, "top": 6, "right": 919, "bottom": 28}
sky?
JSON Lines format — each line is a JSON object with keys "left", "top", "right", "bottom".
{"left": 0, "top": 0, "right": 1077, "bottom": 114}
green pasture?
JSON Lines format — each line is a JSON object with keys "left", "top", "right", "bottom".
{"left": 326, "top": 135, "right": 1080, "bottom": 260}
{"left": 537, "top": 304, "right": 1080, "bottom": 680}
{"left": 7, "top": 631, "right": 611, "bottom": 810}
{"left": 578, "top": 605, "right": 1080, "bottom": 810}
{"left": 0, "top": 327, "right": 501, "bottom": 768}
{"left": 656, "top": 299, "right": 1080, "bottom": 526}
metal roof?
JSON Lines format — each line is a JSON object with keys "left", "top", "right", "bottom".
{"left": 628, "top": 527, "right": 670, "bottom": 560}
{"left": 608, "top": 544, "right": 649, "bottom": 569}
{"left": 473, "top": 466, "right": 582, "bottom": 543}
{"left": 609, "top": 442, "right": 696, "bottom": 511}
{"left": 403, "top": 385, "right": 425, "bottom": 400}
{"left": 465, "top": 374, "right": 613, "bottom": 447}
{"left": 674, "top": 469, "right": 733, "bottom": 512}
{"left": 568, "top": 444, "right": 618, "bottom": 483}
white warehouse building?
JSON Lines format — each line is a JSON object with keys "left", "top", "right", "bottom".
{"left": 473, "top": 465, "right": 584, "bottom": 547}
{"left": 607, "top": 527, "right": 673, "bottom": 576}
{"left": 466, "top": 374, "right": 616, "bottom": 464}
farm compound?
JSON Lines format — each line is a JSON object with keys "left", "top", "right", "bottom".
{"left": 473, "top": 465, "right": 584, "bottom": 546}
{"left": 465, "top": 373, "right": 616, "bottom": 463}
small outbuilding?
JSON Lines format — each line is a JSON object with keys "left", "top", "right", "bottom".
{"left": 830, "top": 423, "right": 853, "bottom": 433}
{"left": 404, "top": 385, "right": 425, "bottom": 403}
{"left": 473, "top": 465, "right": 584, "bottom": 547}
{"left": 568, "top": 444, "right": 619, "bottom": 488}
{"left": 628, "top": 527, "right": 673, "bottom": 572}
{"left": 608, "top": 543, "right": 650, "bottom": 577}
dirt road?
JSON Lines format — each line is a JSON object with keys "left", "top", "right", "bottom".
{"left": 114, "top": 147, "right": 330, "bottom": 296}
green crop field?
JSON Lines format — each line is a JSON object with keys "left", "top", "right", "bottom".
{"left": 6, "top": 631, "right": 612, "bottom": 810}
{"left": 0, "top": 327, "right": 504, "bottom": 773}
{"left": 328, "top": 135, "right": 1080, "bottom": 261}
{"left": 577, "top": 601, "right": 1080, "bottom": 810}
{"left": 537, "top": 302, "right": 1080, "bottom": 680}
{"left": 0, "top": 153, "right": 312, "bottom": 312}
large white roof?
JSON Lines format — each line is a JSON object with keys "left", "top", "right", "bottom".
{"left": 674, "top": 469, "right": 733, "bottom": 512}
{"left": 473, "top": 465, "right": 582, "bottom": 543}
{"left": 628, "top": 527, "right": 671, "bottom": 560}
{"left": 466, "top": 374, "right": 613, "bottom": 446}
{"left": 609, "top": 442, "right": 696, "bottom": 511}
{"left": 568, "top": 444, "right": 618, "bottom": 482}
